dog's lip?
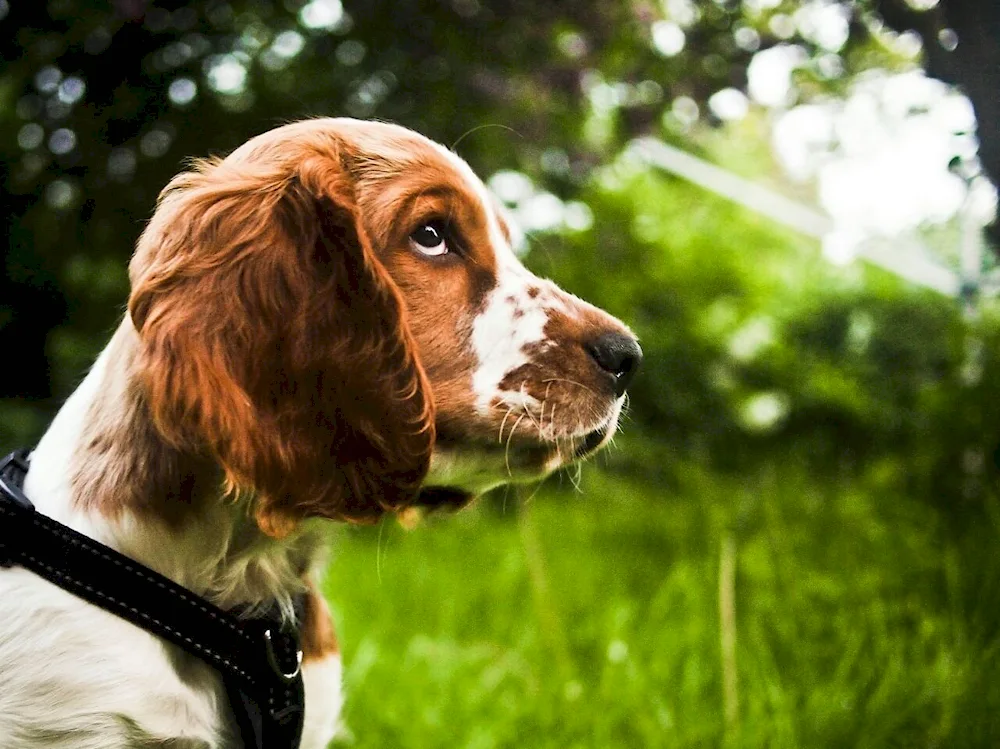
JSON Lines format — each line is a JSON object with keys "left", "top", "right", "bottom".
{"left": 574, "top": 424, "right": 610, "bottom": 459}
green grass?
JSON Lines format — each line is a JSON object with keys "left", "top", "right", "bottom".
{"left": 322, "top": 458, "right": 1000, "bottom": 748}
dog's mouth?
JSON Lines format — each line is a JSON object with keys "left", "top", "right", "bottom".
{"left": 421, "top": 399, "right": 623, "bottom": 501}
{"left": 574, "top": 423, "right": 611, "bottom": 459}
{"left": 565, "top": 395, "right": 625, "bottom": 462}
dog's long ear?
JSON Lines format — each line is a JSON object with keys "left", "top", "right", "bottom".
{"left": 128, "top": 151, "right": 434, "bottom": 536}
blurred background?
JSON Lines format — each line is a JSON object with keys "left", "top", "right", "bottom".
{"left": 3, "top": 0, "right": 1000, "bottom": 746}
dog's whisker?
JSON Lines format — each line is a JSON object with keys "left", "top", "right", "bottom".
{"left": 569, "top": 462, "right": 583, "bottom": 493}
{"left": 519, "top": 382, "right": 543, "bottom": 434}
{"left": 504, "top": 413, "right": 526, "bottom": 477}
{"left": 498, "top": 406, "right": 515, "bottom": 444}
{"left": 541, "top": 377, "right": 599, "bottom": 397}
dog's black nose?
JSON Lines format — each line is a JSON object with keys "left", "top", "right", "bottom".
{"left": 587, "top": 332, "right": 642, "bottom": 398}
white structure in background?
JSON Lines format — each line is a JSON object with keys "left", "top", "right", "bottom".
{"left": 642, "top": 0, "right": 999, "bottom": 299}
{"left": 630, "top": 136, "right": 965, "bottom": 296}
{"left": 772, "top": 70, "right": 996, "bottom": 275}
{"left": 635, "top": 65, "right": 998, "bottom": 300}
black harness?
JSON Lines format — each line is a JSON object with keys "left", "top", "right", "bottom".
{"left": 0, "top": 449, "right": 306, "bottom": 749}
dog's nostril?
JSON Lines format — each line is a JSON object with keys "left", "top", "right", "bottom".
{"left": 587, "top": 332, "right": 643, "bottom": 398}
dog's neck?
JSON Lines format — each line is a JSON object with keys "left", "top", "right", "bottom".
{"left": 22, "top": 320, "right": 323, "bottom": 616}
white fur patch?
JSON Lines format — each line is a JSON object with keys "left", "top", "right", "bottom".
{"left": 301, "top": 654, "right": 344, "bottom": 749}
{"left": 0, "top": 568, "right": 228, "bottom": 748}
{"left": 24, "top": 343, "right": 112, "bottom": 539}
{"left": 470, "top": 266, "right": 549, "bottom": 416}
{"left": 433, "top": 145, "right": 557, "bottom": 417}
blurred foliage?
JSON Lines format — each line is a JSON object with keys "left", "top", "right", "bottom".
{"left": 1, "top": 0, "right": 998, "bottom": 510}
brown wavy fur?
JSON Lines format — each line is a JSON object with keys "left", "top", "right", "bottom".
{"left": 127, "top": 137, "right": 434, "bottom": 537}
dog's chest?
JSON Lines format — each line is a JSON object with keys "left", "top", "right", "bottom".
{"left": 0, "top": 568, "right": 231, "bottom": 748}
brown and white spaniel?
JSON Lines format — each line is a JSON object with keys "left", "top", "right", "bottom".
{"left": 0, "top": 118, "right": 640, "bottom": 748}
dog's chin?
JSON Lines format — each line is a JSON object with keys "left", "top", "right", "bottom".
{"left": 420, "top": 400, "right": 623, "bottom": 502}
{"left": 413, "top": 486, "right": 474, "bottom": 510}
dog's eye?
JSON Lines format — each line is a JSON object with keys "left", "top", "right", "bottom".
{"left": 409, "top": 222, "right": 449, "bottom": 257}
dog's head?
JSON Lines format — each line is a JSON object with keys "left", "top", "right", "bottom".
{"left": 128, "top": 118, "right": 640, "bottom": 536}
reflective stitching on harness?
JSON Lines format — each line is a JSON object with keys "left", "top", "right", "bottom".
{"left": 20, "top": 549, "right": 258, "bottom": 685}
{"left": 29, "top": 514, "right": 247, "bottom": 637}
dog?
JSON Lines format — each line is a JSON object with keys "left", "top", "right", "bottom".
{"left": 0, "top": 118, "right": 641, "bottom": 748}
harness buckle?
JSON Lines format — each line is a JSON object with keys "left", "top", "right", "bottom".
{"left": 263, "top": 628, "right": 303, "bottom": 683}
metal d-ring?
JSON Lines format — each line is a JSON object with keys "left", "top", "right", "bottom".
{"left": 263, "top": 628, "right": 303, "bottom": 683}
{"left": 0, "top": 449, "right": 35, "bottom": 511}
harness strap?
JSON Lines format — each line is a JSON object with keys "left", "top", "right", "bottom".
{"left": 0, "top": 449, "right": 305, "bottom": 749}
